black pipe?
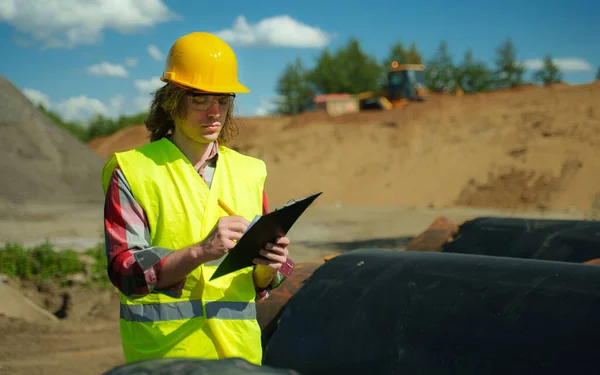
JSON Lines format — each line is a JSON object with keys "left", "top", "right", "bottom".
{"left": 264, "top": 248, "right": 600, "bottom": 375}
{"left": 443, "top": 217, "right": 600, "bottom": 263}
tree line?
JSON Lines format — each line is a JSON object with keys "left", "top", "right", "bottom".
{"left": 38, "top": 104, "right": 148, "bottom": 142}
{"left": 274, "top": 37, "right": 598, "bottom": 115}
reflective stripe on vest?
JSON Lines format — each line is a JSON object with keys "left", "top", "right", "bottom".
{"left": 120, "top": 300, "right": 257, "bottom": 322}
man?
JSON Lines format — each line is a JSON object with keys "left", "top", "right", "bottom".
{"left": 101, "top": 32, "right": 294, "bottom": 365}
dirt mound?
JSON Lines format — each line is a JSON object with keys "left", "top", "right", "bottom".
{"left": 88, "top": 82, "right": 600, "bottom": 212}
{"left": 0, "top": 76, "right": 106, "bottom": 205}
{"left": 0, "top": 281, "right": 59, "bottom": 324}
{"left": 89, "top": 124, "right": 151, "bottom": 158}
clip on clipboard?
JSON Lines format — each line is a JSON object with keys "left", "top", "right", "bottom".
{"left": 210, "top": 191, "right": 322, "bottom": 281}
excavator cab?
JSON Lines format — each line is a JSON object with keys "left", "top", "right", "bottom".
{"left": 386, "top": 62, "right": 428, "bottom": 104}
{"left": 356, "top": 62, "right": 428, "bottom": 111}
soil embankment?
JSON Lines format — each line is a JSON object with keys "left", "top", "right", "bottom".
{"left": 90, "top": 81, "right": 600, "bottom": 213}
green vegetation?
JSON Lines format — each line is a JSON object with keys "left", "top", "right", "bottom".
{"left": 532, "top": 54, "right": 562, "bottom": 85}
{"left": 38, "top": 104, "right": 148, "bottom": 143}
{"left": 0, "top": 241, "right": 111, "bottom": 289}
{"left": 274, "top": 37, "right": 573, "bottom": 115}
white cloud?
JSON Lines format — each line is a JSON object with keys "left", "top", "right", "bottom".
{"left": 213, "top": 15, "right": 333, "bottom": 48}
{"left": 521, "top": 57, "right": 594, "bottom": 73}
{"left": 23, "top": 88, "right": 51, "bottom": 109}
{"left": 22, "top": 87, "right": 124, "bottom": 122}
{"left": 124, "top": 57, "right": 138, "bottom": 67}
{"left": 147, "top": 44, "right": 164, "bottom": 61}
{"left": 134, "top": 76, "right": 165, "bottom": 111}
{"left": 55, "top": 95, "right": 111, "bottom": 121}
{"left": 86, "top": 62, "right": 129, "bottom": 78}
{"left": 255, "top": 108, "right": 267, "bottom": 116}
{"left": 134, "top": 77, "right": 164, "bottom": 93}
{"left": 0, "top": 0, "right": 178, "bottom": 49}
{"left": 254, "top": 97, "right": 278, "bottom": 116}
{"left": 134, "top": 96, "right": 153, "bottom": 112}
{"left": 107, "top": 95, "right": 126, "bottom": 114}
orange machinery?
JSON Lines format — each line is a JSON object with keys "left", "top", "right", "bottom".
{"left": 357, "top": 61, "right": 429, "bottom": 110}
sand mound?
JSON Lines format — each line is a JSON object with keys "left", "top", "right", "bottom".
{"left": 88, "top": 124, "right": 150, "bottom": 158}
{"left": 0, "top": 281, "right": 58, "bottom": 324}
{"left": 0, "top": 76, "right": 105, "bottom": 205}
{"left": 88, "top": 82, "right": 600, "bottom": 212}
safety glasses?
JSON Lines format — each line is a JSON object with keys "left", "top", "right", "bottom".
{"left": 186, "top": 91, "right": 236, "bottom": 110}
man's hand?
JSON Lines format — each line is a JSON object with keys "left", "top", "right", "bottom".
{"left": 253, "top": 236, "right": 290, "bottom": 272}
{"left": 200, "top": 216, "right": 250, "bottom": 261}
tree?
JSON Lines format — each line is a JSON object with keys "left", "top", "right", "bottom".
{"left": 308, "top": 37, "right": 383, "bottom": 95}
{"left": 384, "top": 40, "right": 409, "bottom": 66}
{"left": 334, "top": 37, "right": 384, "bottom": 94}
{"left": 406, "top": 42, "right": 423, "bottom": 64}
{"left": 383, "top": 40, "right": 422, "bottom": 66}
{"left": 493, "top": 38, "right": 525, "bottom": 89}
{"left": 455, "top": 49, "right": 494, "bottom": 93}
{"left": 596, "top": 66, "right": 600, "bottom": 80}
{"left": 305, "top": 49, "right": 342, "bottom": 95}
{"left": 425, "top": 41, "right": 457, "bottom": 93}
{"left": 274, "top": 58, "right": 312, "bottom": 115}
{"left": 532, "top": 54, "right": 562, "bottom": 85}
{"left": 87, "top": 113, "right": 116, "bottom": 140}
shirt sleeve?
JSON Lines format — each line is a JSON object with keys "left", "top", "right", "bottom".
{"left": 104, "top": 165, "right": 185, "bottom": 299}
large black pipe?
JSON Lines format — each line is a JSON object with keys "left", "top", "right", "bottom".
{"left": 443, "top": 217, "right": 600, "bottom": 263}
{"left": 263, "top": 249, "right": 600, "bottom": 375}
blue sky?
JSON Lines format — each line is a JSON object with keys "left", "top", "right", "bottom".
{"left": 0, "top": 0, "right": 598, "bottom": 123}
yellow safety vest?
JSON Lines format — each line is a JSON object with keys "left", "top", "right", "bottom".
{"left": 101, "top": 137, "right": 267, "bottom": 365}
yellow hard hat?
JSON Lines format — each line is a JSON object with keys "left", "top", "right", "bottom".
{"left": 160, "top": 32, "right": 249, "bottom": 93}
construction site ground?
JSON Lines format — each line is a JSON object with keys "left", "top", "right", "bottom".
{"left": 1, "top": 76, "right": 599, "bottom": 374}
{"left": 0, "top": 203, "right": 587, "bottom": 375}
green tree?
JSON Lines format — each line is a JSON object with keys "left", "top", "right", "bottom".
{"left": 86, "top": 113, "right": 115, "bottom": 140}
{"left": 532, "top": 54, "right": 562, "bottom": 85}
{"left": 305, "top": 49, "right": 343, "bottom": 94}
{"left": 596, "top": 66, "right": 600, "bottom": 80}
{"left": 274, "top": 58, "right": 312, "bottom": 115}
{"left": 385, "top": 40, "right": 409, "bottom": 66}
{"left": 37, "top": 103, "right": 148, "bottom": 142}
{"left": 335, "top": 37, "right": 384, "bottom": 93}
{"left": 493, "top": 38, "right": 525, "bottom": 88}
{"left": 383, "top": 40, "right": 422, "bottom": 67}
{"left": 425, "top": 41, "right": 457, "bottom": 93}
{"left": 456, "top": 49, "right": 494, "bottom": 93}
{"left": 405, "top": 42, "right": 423, "bottom": 64}
{"left": 308, "top": 37, "right": 383, "bottom": 95}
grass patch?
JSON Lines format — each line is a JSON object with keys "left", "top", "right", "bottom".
{"left": 0, "top": 240, "right": 111, "bottom": 289}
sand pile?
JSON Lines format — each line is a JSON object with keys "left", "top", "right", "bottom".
{"left": 88, "top": 82, "right": 600, "bottom": 212}
{"left": 0, "top": 76, "right": 106, "bottom": 205}
{"left": 0, "top": 281, "right": 59, "bottom": 324}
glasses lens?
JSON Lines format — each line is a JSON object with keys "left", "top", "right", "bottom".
{"left": 189, "top": 94, "right": 234, "bottom": 110}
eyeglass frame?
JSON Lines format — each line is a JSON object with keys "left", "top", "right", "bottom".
{"left": 185, "top": 90, "right": 236, "bottom": 111}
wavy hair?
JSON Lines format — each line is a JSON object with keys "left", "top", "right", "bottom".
{"left": 144, "top": 82, "right": 240, "bottom": 144}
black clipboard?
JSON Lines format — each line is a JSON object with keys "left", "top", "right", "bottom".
{"left": 209, "top": 191, "right": 322, "bottom": 281}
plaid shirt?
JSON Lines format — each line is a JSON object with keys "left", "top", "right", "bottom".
{"left": 103, "top": 140, "right": 292, "bottom": 300}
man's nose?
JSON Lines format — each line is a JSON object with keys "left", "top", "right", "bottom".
{"left": 207, "top": 101, "right": 220, "bottom": 117}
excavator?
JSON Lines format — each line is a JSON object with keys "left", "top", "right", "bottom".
{"left": 357, "top": 61, "right": 429, "bottom": 111}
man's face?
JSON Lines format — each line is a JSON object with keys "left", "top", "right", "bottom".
{"left": 177, "top": 91, "right": 234, "bottom": 144}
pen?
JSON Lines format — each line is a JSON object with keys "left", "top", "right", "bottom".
{"left": 218, "top": 198, "right": 236, "bottom": 216}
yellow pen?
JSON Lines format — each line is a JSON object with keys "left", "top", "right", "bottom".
{"left": 218, "top": 198, "right": 236, "bottom": 216}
